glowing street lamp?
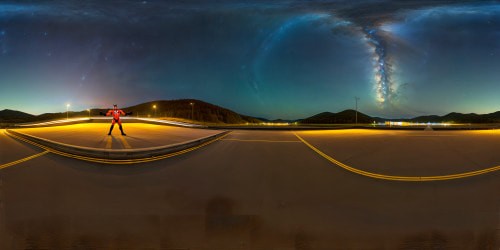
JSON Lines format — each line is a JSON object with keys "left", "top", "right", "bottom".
{"left": 87, "top": 109, "right": 91, "bottom": 118}
{"left": 153, "top": 104, "right": 157, "bottom": 117}
{"left": 66, "top": 104, "right": 70, "bottom": 119}
{"left": 190, "top": 102, "right": 194, "bottom": 120}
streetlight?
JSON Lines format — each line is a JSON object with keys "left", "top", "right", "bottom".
{"left": 87, "top": 109, "right": 91, "bottom": 118}
{"left": 190, "top": 102, "right": 194, "bottom": 120}
{"left": 354, "top": 97, "right": 360, "bottom": 124}
{"left": 153, "top": 104, "right": 157, "bottom": 117}
{"left": 66, "top": 104, "right": 70, "bottom": 119}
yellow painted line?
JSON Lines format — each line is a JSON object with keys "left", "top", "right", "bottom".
{"left": 294, "top": 133, "right": 500, "bottom": 181}
{"left": 105, "top": 136, "right": 113, "bottom": 149}
{"left": 118, "top": 135, "right": 132, "bottom": 149}
{"left": 404, "top": 135, "right": 457, "bottom": 137}
{"left": 0, "top": 151, "right": 50, "bottom": 170}
{"left": 5, "top": 130, "right": 229, "bottom": 165}
{"left": 221, "top": 138, "right": 301, "bottom": 143}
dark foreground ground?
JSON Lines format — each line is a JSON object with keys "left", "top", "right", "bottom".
{"left": 0, "top": 127, "right": 499, "bottom": 249}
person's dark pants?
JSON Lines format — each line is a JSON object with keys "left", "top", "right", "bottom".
{"left": 108, "top": 119, "right": 126, "bottom": 135}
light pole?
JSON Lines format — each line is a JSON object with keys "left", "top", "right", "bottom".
{"left": 190, "top": 102, "right": 194, "bottom": 120}
{"left": 153, "top": 105, "right": 157, "bottom": 117}
{"left": 66, "top": 104, "right": 70, "bottom": 119}
{"left": 87, "top": 109, "right": 91, "bottom": 118}
{"left": 354, "top": 97, "right": 360, "bottom": 124}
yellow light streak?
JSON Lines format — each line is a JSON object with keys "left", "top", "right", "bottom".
{"left": 221, "top": 139, "right": 301, "bottom": 143}
{"left": 118, "top": 135, "right": 132, "bottom": 149}
{"left": 105, "top": 136, "right": 113, "bottom": 149}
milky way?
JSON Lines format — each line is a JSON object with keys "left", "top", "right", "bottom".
{"left": 251, "top": 13, "right": 398, "bottom": 107}
{"left": 363, "top": 27, "right": 394, "bottom": 106}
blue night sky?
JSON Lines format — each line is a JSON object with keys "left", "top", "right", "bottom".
{"left": 0, "top": 0, "right": 499, "bottom": 119}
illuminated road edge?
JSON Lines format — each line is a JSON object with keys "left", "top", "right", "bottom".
{"left": 294, "top": 133, "right": 500, "bottom": 181}
{"left": 4, "top": 129, "right": 230, "bottom": 164}
{"left": 15, "top": 117, "right": 206, "bottom": 129}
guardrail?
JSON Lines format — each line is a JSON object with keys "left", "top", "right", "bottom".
{"left": 6, "top": 129, "right": 229, "bottom": 160}
{"left": 14, "top": 117, "right": 205, "bottom": 129}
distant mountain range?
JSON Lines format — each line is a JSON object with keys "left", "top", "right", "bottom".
{"left": 0, "top": 99, "right": 261, "bottom": 124}
{"left": 2, "top": 99, "right": 500, "bottom": 124}
{"left": 123, "top": 99, "right": 261, "bottom": 124}
{"left": 409, "top": 111, "right": 500, "bottom": 123}
{"left": 0, "top": 109, "right": 36, "bottom": 123}
{"left": 300, "top": 110, "right": 382, "bottom": 124}
{"left": 300, "top": 110, "right": 500, "bottom": 124}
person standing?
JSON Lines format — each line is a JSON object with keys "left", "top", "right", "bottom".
{"left": 103, "top": 104, "right": 131, "bottom": 136}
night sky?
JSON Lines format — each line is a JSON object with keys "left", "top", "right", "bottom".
{"left": 0, "top": 0, "right": 499, "bottom": 119}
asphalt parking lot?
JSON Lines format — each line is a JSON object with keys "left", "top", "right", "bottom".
{"left": 0, "top": 125, "right": 498, "bottom": 249}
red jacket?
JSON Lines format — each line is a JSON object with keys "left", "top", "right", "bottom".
{"left": 106, "top": 109, "right": 125, "bottom": 120}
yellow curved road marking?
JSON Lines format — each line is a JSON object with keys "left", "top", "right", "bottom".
{"left": 0, "top": 151, "right": 50, "bottom": 170}
{"left": 294, "top": 133, "right": 500, "bottom": 181}
{"left": 6, "top": 130, "right": 229, "bottom": 165}
{"left": 221, "top": 138, "right": 300, "bottom": 143}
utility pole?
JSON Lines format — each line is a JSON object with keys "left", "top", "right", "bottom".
{"left": 355, "top": 97, "right": 360, "bottom": 124}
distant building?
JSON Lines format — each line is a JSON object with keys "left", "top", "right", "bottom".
{"left": 385, "top": 121, "right": 410, "bottom": 126}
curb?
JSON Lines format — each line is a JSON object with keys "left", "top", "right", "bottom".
{"left": 6, "top": 129, "right": 229, "bottom": 160}
{"left": 14, "top": 118, "right": 207, "bottom": 129}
